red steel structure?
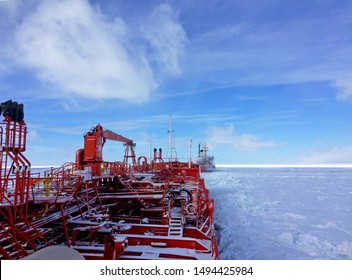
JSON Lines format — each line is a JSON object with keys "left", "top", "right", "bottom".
{"left": 0, "top": 101, "right": 219, "bottom": 260}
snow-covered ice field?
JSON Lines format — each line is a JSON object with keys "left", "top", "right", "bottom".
{"left": 203, "top": 167, "right": 352, "bottom": 260}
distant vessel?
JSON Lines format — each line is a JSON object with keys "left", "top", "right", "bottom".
{"left": 197, "top": 143, "right": 215, "bottom": 172}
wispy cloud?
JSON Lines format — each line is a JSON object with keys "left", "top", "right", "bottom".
{"left": 302, "top": 146, "right": 352, "bottom": 164}
{"left": 0, "top": 62, "right": 7, "bottom": 74}
{"left": 4, "top": 0, "right": 352, "bottom": 105}
{"left": 206, "top": 124, "right": 278, "bottom": 151}
{"left": 334, "top": 79, "right": 352, "bottom": 101}
{"left": 0, "top": 0, "right": 21, "bottom": 18}
{"left": 13, "top": 0, "right": 156, "bottom": 103}
{"left": 100, "top": 112, "right": 239, "bottom": 132}
{"left": 186, "top": 6, "right": 352, "bottom": 95}
{"left": 141, "top": 3, "right": 187, "bottom": 75}
{"left": 27, "top": 129, "right": 41, "bottom": 141}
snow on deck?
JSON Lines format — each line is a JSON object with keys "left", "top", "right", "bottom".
{"left": 121, "top": 244, "right": 214, "bottom": 260}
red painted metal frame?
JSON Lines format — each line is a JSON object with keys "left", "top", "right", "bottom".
{"left": 0, "top": 118, "right": 219, "bottom": 260}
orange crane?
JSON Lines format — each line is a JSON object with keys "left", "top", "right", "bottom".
{"left": 75, "top": 124, "right": 136, "bottom": 175}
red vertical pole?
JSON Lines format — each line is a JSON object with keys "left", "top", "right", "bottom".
{"left": 60, "top": 204, "right": 70, "bottom": 247}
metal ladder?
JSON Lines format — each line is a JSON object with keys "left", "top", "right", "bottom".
{"left": 0, "top": 221, "right": 29, "bottom": 260}
{"left": 118, "top": 176, "right": 149, "bottom": 209}
{"left": 168, "top": 207, "right": 183, "bottom": 237}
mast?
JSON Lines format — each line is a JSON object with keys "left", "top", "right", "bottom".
{"left": 169, "top": 114, "right": 173, "bottom": 162}
{"left": 189, "top": 139, "right": 192, "bottom": 168}
{"left": 148, "top": 138, "right": 152, "bottom": 163}
{"left": 168, "top": 114, "right": 177, "bottom": 162}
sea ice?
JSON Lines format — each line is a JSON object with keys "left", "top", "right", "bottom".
{"left": 203, "top": 167, "right": 352, "bottom": 260}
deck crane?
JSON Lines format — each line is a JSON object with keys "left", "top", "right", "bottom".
{"left": 75, "top": 124, "right": 136, "bottom": 175}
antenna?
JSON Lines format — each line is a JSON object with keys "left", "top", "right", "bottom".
{"left": 167, "top": 114, "right": 177, "bottom": 162}
{"left": 148, "top": 138, "right": 152, "bottom": 163}
{"left": 189, "top": 139, "right": 192, "bottom": 168}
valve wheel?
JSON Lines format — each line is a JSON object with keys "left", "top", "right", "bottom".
{"left": 186, "top": 203, "right": 197, "bottom": 215}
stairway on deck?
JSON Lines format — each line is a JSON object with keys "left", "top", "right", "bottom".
{"left": 0, "top": 222, "right": 29, "bottom": 259}
{"left": 118, "top": 176, "right": 149, "bottom": 209}
{"left": 168, "top": 207, "right": 183, "bottom": 237}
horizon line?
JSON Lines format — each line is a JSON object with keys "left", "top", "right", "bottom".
{"left": 31, "top": 163, "right": 352, "bottom": 169}
{"left": 216, "top": 163, "right": 352, "bottom": 168}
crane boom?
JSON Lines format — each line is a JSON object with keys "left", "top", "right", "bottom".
{"left": 102, "top": 130, "right": 133, "bottom": 145}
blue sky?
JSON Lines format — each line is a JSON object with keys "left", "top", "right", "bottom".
{"left": 1, "top": 0, "right": 352, "bottom": 166}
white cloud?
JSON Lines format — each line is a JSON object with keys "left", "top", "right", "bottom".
{"left": 0, "top": 62, "right": 7, "bottom": 74}
{"left": 206, "top": 124, "right": 277, "bottom": 151}
{"left": 27, "top": 129, "right": 41, "bottom": 141}
{"left": 334, "top": 79, "right": 352, "bottom": 101}
{"left": 186, "top": 7, "right": 352, "bottom": 89}
{"left": 0, "top": 0, "right": 21, "bottom": 17}
{"left": 13, "top": 0, "right": 156, "bottom": 103}
{"left": 141, "top": 3, "right": 187, "bottom": 75}
{"left": 303, "top": 146, "right": 352, "bottom": 164}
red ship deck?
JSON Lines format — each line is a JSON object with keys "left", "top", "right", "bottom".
{"left": 0, "top": 101, "right": 219, "bottom": 260}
